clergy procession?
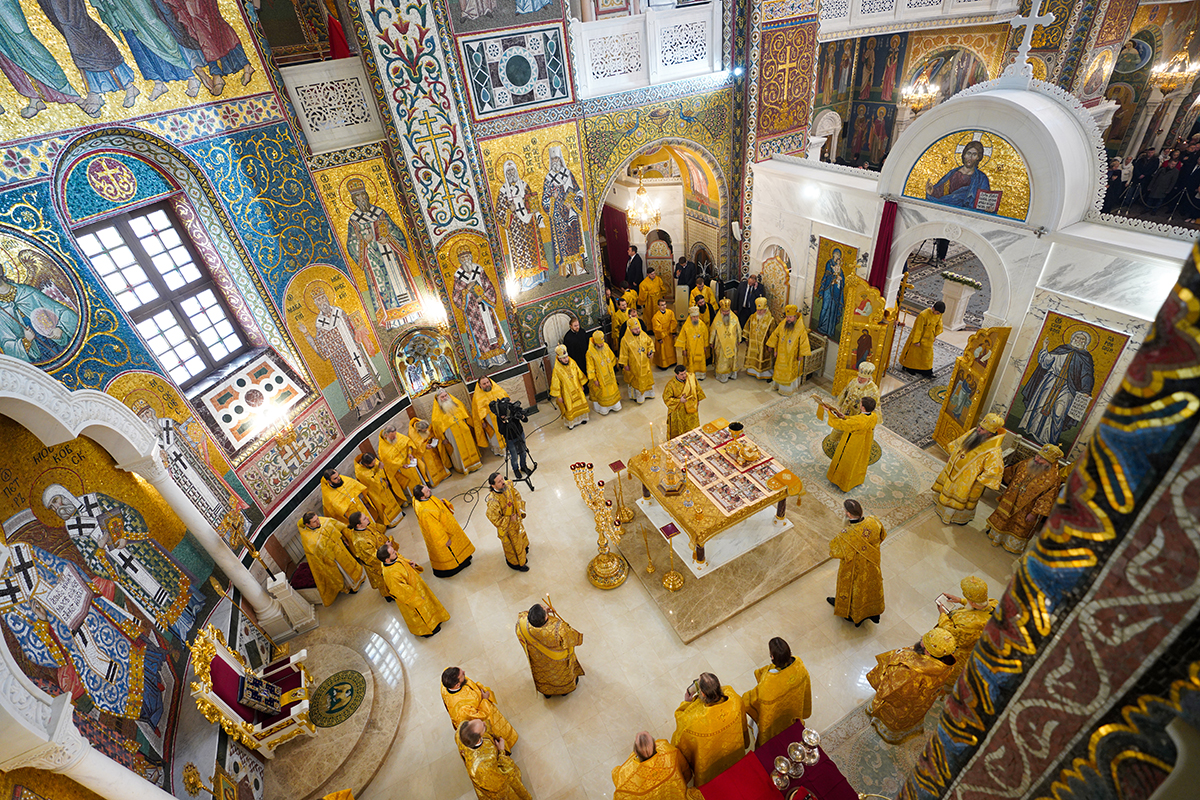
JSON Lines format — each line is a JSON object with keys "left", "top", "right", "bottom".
{"left": 289, "top": 265, "right": 1059, "bottom": 798}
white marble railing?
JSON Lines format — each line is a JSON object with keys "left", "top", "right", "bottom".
{"left": 819, "top": 0, "right": 1018, "bottom": 39}
{"left": 278, "top": 59, "right": 386, "bottom": 155}
{"left": 570, "top": 3, "right": 723, "bottom": 98}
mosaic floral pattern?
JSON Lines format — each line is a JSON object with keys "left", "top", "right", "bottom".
{"left": 236, "top": 401, "right": 344, "bottom": 509}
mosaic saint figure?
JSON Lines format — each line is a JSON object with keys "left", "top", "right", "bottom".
{"left": 925, "top": 140, "right": 990, "bottom": 209}
{"left": 816, "top": 249, "right": 844, "bottom": 339}
{"left": 494, "top": 160, "right": 547, "bottom": 291}
{"left": 851, "top": 105, "right": 869, "bottom": 159}
{"left": 301, "top": 286, "right": 385, "bottom": 420}
{"left": 0, "top": 0, "right": 84, "bottom": 118}
{"left": 516, "top": 0, "right": 550, "bottom": 14}
{"left": 159, "top": 0, "right": 256, "bottom": 93}
{"left": 858, "top": 37, "right": 876, "bottom": 99}
{"left": 880, "top": 35, "right": 900, "bottom": 102}
{"left": 36, "top": 0, "right": 138, "bottom": 115}
{"left": 838, "top": 44, "right": 852, "bottom": 92}
{"left": 1018, "top": 329, "right": 1096, "bottom": 446}
{"left": 452, "top": 246, "right": 509, "bottom": 368}
{"left": 89, "top": 0, "right": 205, "bottom": 101}
{"left": 540, "top": 146, "right": 587, "bottom": 278}
{"left": 346, "top": 177, "right": 415, "bottom": 321}
{"left": 459, "top": 0, "right": 495, "bottom": 21}
{"left": 869, "top": 106, "right": 889, "bottom": 164}
{"left": 0, "top": 263, "right": 79, "bottom": 362}
{"left": 821, "top": 42, "right": 836, "bottom": 106}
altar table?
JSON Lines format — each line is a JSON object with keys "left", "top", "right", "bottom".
{"left": 699, "top": 721, "right": 857, "bottom": 800}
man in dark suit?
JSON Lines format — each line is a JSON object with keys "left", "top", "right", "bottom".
{"left": 1131, "top": 148, "right": 1159, "bottom": 203}
{"left": 732, "top": 273, "right": 766, "bottom": 327}
{"left": 674, "top": 256, "right": 696, "bottom": 292}
{"left": 625, "top": 246, "right": 644, "bottom": 288}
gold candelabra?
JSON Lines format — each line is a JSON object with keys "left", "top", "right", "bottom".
{"left": 610, "top": 463, "right": 634, "bottom": 524}
{"left": 182, "top": 764, "right": 214, "bottom": 797}
{"left": 587, "top": 499, "right": 628, "bottom": 589}
{"left": 640, "top": 525, "right": 655, "bottom": 574}
{"left": 218, "top": 493, "right": 274, "bottom": 579}
{"left": 662, "top": 541, "right": 684, "bottom": 592}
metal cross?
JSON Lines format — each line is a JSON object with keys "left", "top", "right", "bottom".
{"left": 1009, "top": 0, "right": 1057, "bottom": 77}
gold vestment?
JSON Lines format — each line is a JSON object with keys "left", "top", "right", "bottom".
{"left": 550, "top": 358, "right": 589, "bottom": 422}
{"left": 932, "top": 430, "right": 1005, "bottom": 524}
{"left": 297, "top": 517, "right": 363, "bottom": 607}
{"left": 742, "top": 658, "right": 813, "bottom": 747}
{"left": 651, "top": 309, "right": 678, "bottom": 368}
{"left": 619, "top": 329, "right": 656, "bottom": 393}
{"left": 639, "top": 275, "right": 666, "bottom": 310}
{"left": 764, "top": 320, "right": 812, "bottom": 389}
{"left": 829, "top": 515, "right": 886, "bottom": 623}
{"left": 709, "top": 315, "right": 742, "bottom": 375}
{"left": 671, "top": 688, "right": 749, "bottom": 786}
{"left": 515, "top": 612, "right": 584, "bottom": 696}
{"left": 612, "top": 741, "right": 702, "bottom": 800}
{"left": 472, "top": 383, "right": 511, "bottom": 450}
{"left": 677, "top": 319, "right": 708, "bottom": 374}
{"left": 382, "top": 556, "right": 449, "bottom": 636}
{"left": 442, "top": 678, "right": 519, "bottom": 749}
{"left": 341, "top": 521, "right": 387, "bottom": 594}
{"left": 866, "top": 648, "right": 955, "bottom": 742}
{"left": 935, "top": 601, "right": 997, "bottom": 684}
{"left": 321, "top": 475, "right": 382, "bottom": 533}
{"left": 898, "top": 307, "right": 943, "bottom": 372}
{"left": 455, "top": 721, "right": 531, "bottom": 800}
{"left": 378, "top": 431, "right": 422, "bottom": 502}
{"left": 986, "top": 459, "right": 1061, "bottom": 552}
{"left": 587, "top": 342, "right": 622, "bottom": 408}
{"left": 742, "top": 309, "right": 776, "bottom": 378}
{"left": 826, "top": 411, "right": 879, "bottom": 491}
{"left": 408, "top": 418, "right": 450, "bottom": 487}
{"left": 414, "top": 496, "right": 475, "bottom": 575}
{"left": 433, "top": 396, "right": 482, "bottom": 473}
{"left": 354, "top": 456, "right": 403, "bottom": 526}
{"left": 486, "top": 484, "right": 529, "bottom": 567}
{"left": 663, "top": 373, "right": 705, "bottom": 439}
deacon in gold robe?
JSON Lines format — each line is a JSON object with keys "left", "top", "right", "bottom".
{"left": 379, "top": 426, "right": 423, "bottom": 505}
{"left": 433, "top": 390, "right": 482, "bottom": 474}
{"left": 550, "top": 344, "right": 590, "bottom": 429}
{"left": 587, "top": 330, "right": 623, "bottom": 415}
{"left": 651, "top": 299, "right": 678, "bottom": 368}
{"left": 297, "top": 511, "right": 365, "bottom": 606}
{"left": 409, "top": 418, "right": 450, "bottom": 487}
{"left": 899, "top": 301, "right": 945, "bottom": 377}
{"left": 676, "top": 307, "right": 709, "bottom": 379}
{"left": 486, "top": 473, "right": 529, "bottom": 571}
{"left": 709, "top": 299, "right": 742, "bottom": 382}
{"left": 764, "top": 304, "right": 811, "bottom": 395}
{"left": 456, "top": 720, "right": 531, "bottom": 800}
{"left": 472, "top": 376, "right": 510, "bottom": 457}
{"left": 378, "top": 541, "right": 449, "bottom": 637}
{"left": 742, "top": 297, "right": 776, "bottom": 380}
{"left": 611, "top": 299, "right": 631, "bottom": 351}
{"left": 663, "top": 365, "right": 706, "bottom": 439}
{"left": 824, "top": 396, "right": 880, "bottom": 492}
{"left": 639, "top": 268, "right": 666, "bottom": 311}
{"left": 622, "top": 284, "right": 640, "bottom": 312}
{"left": 827, "top": 498, "right": 886, "bottom": 626}
{"left": 441, "top": 667, "right": 519, "bottom": 751}
{"left": 413, "top": 485, "right": 475, "bottom": 577}
{"left": 932, "top": 413, "right": 1006, "bottom": 525}
{"left": 612, "top": 733, "right": 702, "bottom": 800}
{"left": 354, "top": 452, "right": 405, "bottom": 526}
{"left": 689, "top": 282, "right": 716, "bottom": 313}
{"left": 671, "top": 673, "right": 750, "bottom": 787}
{"left": 321, "top": 469, "right": 385, "bottom": 535}
{"left": 343, "top": 511, "right": 388, "bottom": 597}
{"left": 742, "top": 637, "right": 812, "bottom": 747}
{"left": 934, "top": 575, "right": 997, "bottom": 684}
{"left": 986, "top": 443, "right": 1063, "bottom": 553}
{"left": 619, "top": 318, "right": 657, "bottom": 404}
{"left": 515, "top": 602, "right": 584, "bottom": 696}
{"left": 866, "top": 628, "right": 957, "bottom": 743}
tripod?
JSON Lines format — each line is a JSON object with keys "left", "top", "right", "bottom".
{"left": 501, "top": 424, "right": 538, "bottom": 492}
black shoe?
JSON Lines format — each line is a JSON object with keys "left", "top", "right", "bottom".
{"left": 854, "top": 618, "right": 864, "bottom": 628}
{"left": 543, "top": 693, "right": 552, "bottom": 699}
{"left": 421, "top": 622, "right": 443, "bottom": 638}
{"left": 869, "top": 615, "right": 881, "bottom": 624}
{"left": 384, "top": 596, "right": 394, "bottom": 603}
{"left": 826, "top": 597, "right": 835, "bottom": 607}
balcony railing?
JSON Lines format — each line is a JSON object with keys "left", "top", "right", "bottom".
{"left": 818, "top": 0, "right": 1018, "bottom": 39}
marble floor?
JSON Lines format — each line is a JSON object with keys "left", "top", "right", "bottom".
{"left": 314, "top": 341, "right": 1017, "bottom": 800}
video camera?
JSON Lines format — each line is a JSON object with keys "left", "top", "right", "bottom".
{"left": 489, "top": 397, "right": 528, "bottom": 441}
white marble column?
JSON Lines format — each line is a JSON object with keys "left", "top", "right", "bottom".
{"left": 120, "top": 452, "right": 296, "bottom": 640}
{"left": 1128, "top": 86, "right": 1164, "bottom": 154}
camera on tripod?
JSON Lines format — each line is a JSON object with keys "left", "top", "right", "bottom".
{"left": 489, "top": 397, "right": 528, "bottom": 441}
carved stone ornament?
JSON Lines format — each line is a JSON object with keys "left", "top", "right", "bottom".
{"left": 943, "top": 222, "right": 962, "bottom": 241}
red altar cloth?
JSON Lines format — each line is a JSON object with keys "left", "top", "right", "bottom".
{"left": 699, "top": 720, "right": 857, "bottom": 800}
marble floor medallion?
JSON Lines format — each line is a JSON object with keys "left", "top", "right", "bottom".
{"left": 310, "top": 669, "right": 368, "bottom": 728}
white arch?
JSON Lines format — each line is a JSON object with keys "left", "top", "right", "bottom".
{"left": 884, "top": 223, "right": 1011, "bottom": 325}
{"left": 812, "top": 110, "right": 843, "bottom": 160}
{"left": 754, "top": 235, "right": 797, "bottom": 265}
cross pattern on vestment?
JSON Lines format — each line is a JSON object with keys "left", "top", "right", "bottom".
{"left": 9, "top": 545, "right": 37, "bottom": 590}
{"left": 114, "top": 549, "right": 140, "bottom": 573}
{"left": 0, "top": 578, "right": 22, "bottom": 605}
{"left": 1009, "top": 0, "right": 1057, "bottom": 76}
{"left": 413, "top": 109, "right": 454, "bottom": 193}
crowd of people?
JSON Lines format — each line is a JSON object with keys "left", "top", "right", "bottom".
{"left": 1105, "top": 134, "right": 1200, "bottom": 221}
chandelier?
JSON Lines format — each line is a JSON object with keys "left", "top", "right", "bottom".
{"left": 1150, "top": 32, "right": 1199, "bottom": 94}
{"left": 626, "top": 168, "right": 660, "bottom": 236}
{"left": 901, "top": 76, "right": 939, "bottom": 113}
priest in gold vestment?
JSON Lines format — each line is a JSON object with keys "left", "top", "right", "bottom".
{"left": 515, "top": 602, "right": 585, "bottom": 697}
{"left": 343, "top": 511, "right": 388, "bottom": 597}
{"left": 298, "top": 511, "right": 365, "bottom": 606}
{"left": 619, "top": 318, "right": 656, "bottom": 404}
{"left": 550, "top": 344, "right": 590, "bottom": 429}
{"left": 866, "top": 628, "right": 957, "bottom": 743}
{"left": 663, "top": 365, "right": 705, "bottom": 439}
{"left": 456, "top": 720, "right": 531, "bottom": 800}
{"left": 379, "top": 425, "right": 423, "bottom": 505}
{"left": 587, "top": 330, "right": 623, "bottom": 415}
{"left": 321, "top": 469, "right": 384, "bottom": 534}
{"left": 433, "top": 390, "right": 482, "bottom": 474}
{"left": 764, "top": 305, "right": 811, "bottom": 395}
{"left": 742, "top": 297, "right": 776, "bottom": 379}
{"left": 828, "top": 498, "right": 886, "bottom": 626}
{"left": 689, "top": 282, "right": 716, "bottom": 313}
{"left": 986, "top": 443, "right": 1063, "bottom": 553}
{"left": 639, "top": 268, "right": 667, "bottom": 311}
{"left": 651, "top": 299, "right": 678, "bottom": 368}
{"left": 472, "top": 376, "right": 510, "bottom": 457}
{"left": 824, "top": 396, "right": 880, "bottom": 492}
{"left": 413, "top": 485, "right": 475, "bottom": 577}
{"left": 442, "top": 668, "right": 519, "bottom": 751}
{"left": 378, "top": 541, "right": 449, "bottom": 637}
{"left": 932, "top": 413, "right": 1006, "bottom": 524}
{"left": 486, "top": 473, "right": 529, "bottom": 571}
{"left": 354, "top": 453, "right": 404, "bottom": 525}
{"left": 409, "top": 418, "right": 450, "bottom": 487}
{"left": 742, "top": 637, "right": 812, "bottom": 747}
{"left": 709, "top": 299, "right": 742, "bottom": 383}
{"left": 671, "top": 673, "right": 750, "bottom": 786}
{"left": 613, "top": 732, "right": 702, "bottom": 800}
{"left": 934, "top": 575, "right": 997, "bottom": 684}
{"left": 611, "top": 298, "right": 631, "bottom": 350}
{"left": 899, "top": 301, "right": 945, "bottom": 377}
{"left": 677, "top": 307, "right": 709, "bottom": 379}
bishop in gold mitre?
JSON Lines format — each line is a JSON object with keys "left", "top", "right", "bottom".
{"left": 342, "top": 511, "right": 388, "bottom": 597}
{"left": 764, "top": 304, "right": 811, "bottom": 395}
{"left": 297, "top": 511, "right": 365, "bottom": 606}
{"left": 710, "top": 299, "right": 742, "bottom": 383}
{"left": 986, "top": 443, "right": 1063, "bottom": 553}
{"left": 433, "top": 389, "right": 482, "bottom": 474}
{"left": 742, "top": 637, "right": 812, "bottom": 747}
{"left": 456, "top": 720, "right": 531, "bottom": 800}
{"left": 378, "top": 425, "right": 423, "bottom": 504}
{"left": 320, "top": 469, "right": 384, "bottom": 535}
{"left": 550, "top": 344, "right": 590, "bottom": 429}
{"left": 671, "top": 672, "right": 749, "bottom": 786}
{"left": 676, "top": 306, "right": 709, "bottom": 379}
{"left": 515, "top": 602, "right": 584, "bottom": 697}
{"left": 486, "top": 472, "right": 529, "bottom": 571}
{"left": 865, "top": 628, "right": 957, "bottom": 743}
{"left": 742, "top": 296, "right": 776, "bottom": 380}
{"left": 619, "top": 317, "right": 656, "bottom": 404}
{"left": 587, "top": 330, "right": 623, "bottom": 415}
{"left": 651, "top": 298, "right": 678, "bottom": 368}
{"left": 835, "top": 361, "right": 881, "bottom": 418}
{"left": 899, "top": 300, "right": 945, "bottom": 378}
{"left": 824, "top": 395, "right": 880, "bottom": 492}
{"left": 354, "top": 452, "right": 404, "bottom": 526}
{"left": 663, "top": 364, "right": 705, "bottom": 439}
{"left": 441, "top": 667, "right": 519, "bottom": 751}
{"left": 932, "top": 413, "right": 1006, "bottom": 525}
{"left": 413, "top": 484, "right": 475, "bottom": 577}
{"left": 471, "top": 375, "right": 510, "bottom": 457}
{"left": 934, "top": 575, "right": 997, "bottom": 684}
{"left": 409, "top": 417, "right": 450, "bottom": 487}
{"left": 827, "top": 498, "right": 886, "bottom": 626}
{"left": 378, "top": 541, "right": 448, "bottom": 637}
{"left": 612, "top": 732, "right": 702, "bottom": 800}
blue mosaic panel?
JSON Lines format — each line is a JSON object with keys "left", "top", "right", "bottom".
{"left": 63, "top": 152, "right": 176, "bottom": 224}
{"left": 458, "top": 24, "right": 573, "bottom": 121}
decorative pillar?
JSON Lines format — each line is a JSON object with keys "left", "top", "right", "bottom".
{"left": 120, "top": 453, "right": 297, "bottom": 640}
{"left": 1125, "top": 86, "right": 1163, "bottom": 155}
{"left": 1151, "top": 90, "right": 1189, "bottom": 152}
{"left": 268, "top": 575, "right": 319, "bottom": 634}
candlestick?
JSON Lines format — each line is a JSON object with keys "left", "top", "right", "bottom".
{"left": 662, "top": 540, "right": 684, "bottom": 591}
{"left": 641, "top": 525, "right": 655, "bottom": 574}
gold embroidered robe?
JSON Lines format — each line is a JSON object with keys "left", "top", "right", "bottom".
{"left": 677, "top": 319, "right": 708, "bottom": 374}
{"left": 742, "top": 658, "right": 813, "bottom": 747}
{"left": 472, "top": 383, "right": 510, "bottom": 451}
{"left": 486, "top": 484, "right": 528, "bottom": 567}
{"left": 455, "top": 722, "right": 531, "bottom": 800}
{"left": 321, "top": 475, "right": 383, "bottom": 534}
{"left": 899, "top": 307, "right": 943, "bottom": 372}
{"left": 986, "top": 459, "right": 1062, "bottom": 551}
{"left": 619, "top": 329, "right": 656, "bottom": 393}
{"left": 515, "top": 612, "right": 584, "bottom": 696}
{"left": 826, "top": 411, "right": 879, "bottom": 492}
{"left": 297, "top": 516, "right": 363, "bottom": 607}
{"left": 935, "top": 600, "right": 997, "bottom": 683}
{"left": 651, "top": 309, "right": 678, "bottom": 368}
{"left": 354, "top": 456, "right": 403, "bottom": 526}
{"left": 612, "top": 741, "right": 701, "bottom": 800}
{"left": 866, "top": 648, "right": 955, "bottom": 741}
{"left": 663, "top": 373, "right": 705, "bottom": 439}
{"left": 433, "top": 396, "right": 482, "bottom": 473}
{"left": 639, "top": 275, "right": 666, "bottom": 310}
{"left": 378, "top": 431, "right": 422, "bottom": 502}
{"left": 587, "top": 341, "right": 622, "bottom": 408}
{"left": 709, "top": 315, "right": 741, "bottom": 376}
{"left": 829, "top": 515, "right": 886, "bottom": 623}
{"left": 671, "top": 689, "right": 749, "bottom": 786}
{"left": 442, "top": 678, "right": 518, "bottom": 749}
{"left": 408, "top": 418, "right": 450, "bottom": 487}
{"left": 341, "top": 521, "right": 387, "bottom": 594}
{"left": 382, "top": 556, "right": 449, "bottom": 636}
{"left": 414, "top": 496, "right": 475, "bottom": 574}
{"left": 932, "top": 431, "right": 1005, "bottom": 523}
{"left": 550, "top": 358, "right": 589, "bottom": 422}
{"left": 742, "top": 310, "right": 776, "bottom": 378}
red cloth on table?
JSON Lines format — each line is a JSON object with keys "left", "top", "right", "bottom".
{"left": 753, "top": 721, "right": 857, "bottom": 800}
{"left": 699, "top": 752, "right": 778, "bottom": 800}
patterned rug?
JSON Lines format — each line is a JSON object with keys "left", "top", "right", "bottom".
{"left": 900, "top": 242, "right": 990, "bottom": 329}
{"left": 822, "top": 696, "right": 947, "bottom": 798}
{"left": 739, "top": 389, "right": 944, "bottom": 530}
{"left": 879, "top": 363, "right": 955, "bottom": 449}
{"left": 885, "top": 328, "right": 961, "bottom": 386}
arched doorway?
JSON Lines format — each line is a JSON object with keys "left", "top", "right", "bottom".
{"left": 758, "top": 244, "right": 792, "bottom": 320}
{"left": 812, "top": 110, "right": 843, "bottom": 163}
{"left": 896, "top": 237, "right": 992, "bottom": 332}
{"left": 540, "top": 310, "right": 574, "bottom": 350}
